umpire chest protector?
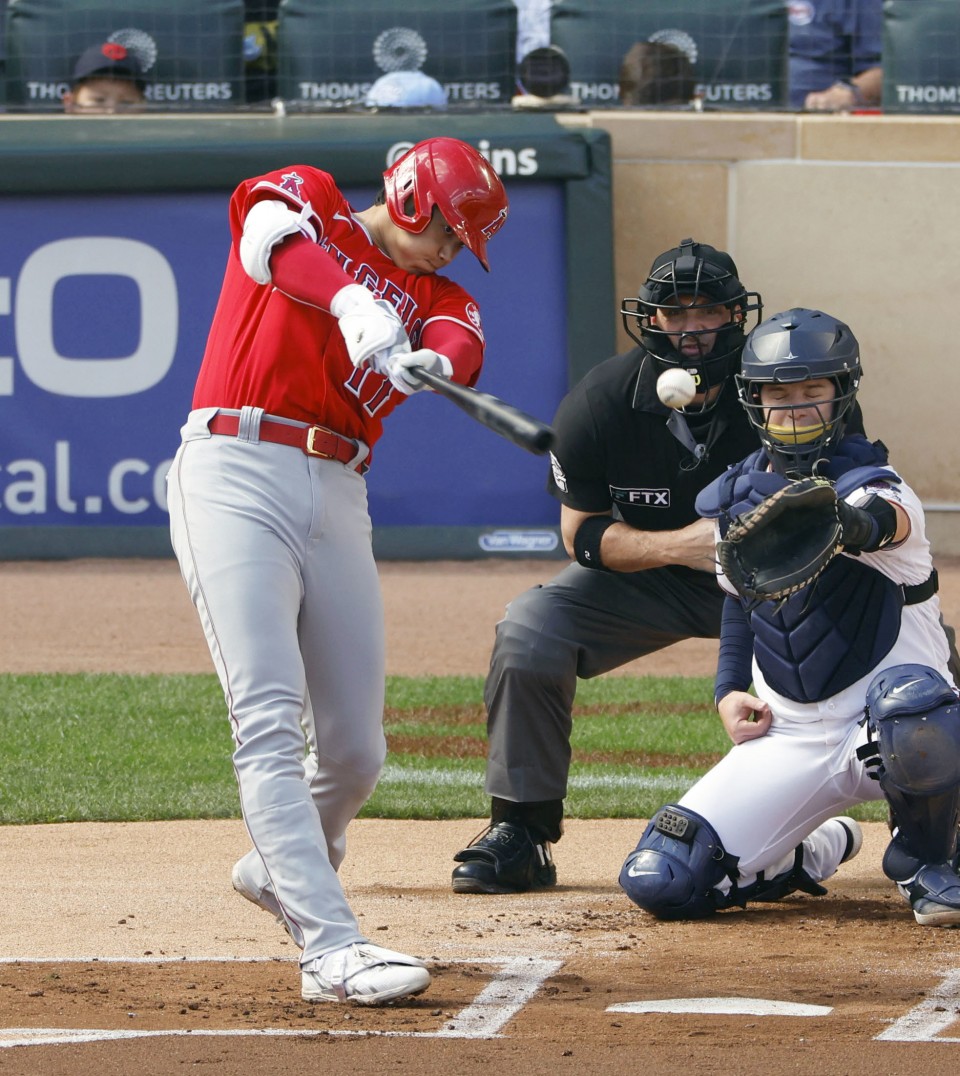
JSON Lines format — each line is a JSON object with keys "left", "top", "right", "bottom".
{"left": 700, "top": 439, "right": 925, "bottom": 703}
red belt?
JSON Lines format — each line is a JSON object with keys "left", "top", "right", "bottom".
{"left": 208, "top": 414, "right": 365, "bottom": 471}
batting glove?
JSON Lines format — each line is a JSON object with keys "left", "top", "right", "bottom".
{"left": 330, "top": 284, "right": 409, "bottom": 370}
{"left": 381, "top": 349, "right": 454, "bottom": 396}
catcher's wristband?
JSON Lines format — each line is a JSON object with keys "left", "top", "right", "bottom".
{"left": 574, "top": 515, "right": 617, "bottom": 569}
{"left": 837, "top": 494, "right": 898, "bottom": 552}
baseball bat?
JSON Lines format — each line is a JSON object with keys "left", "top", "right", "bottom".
{"left": 406, "top": 366, "right": 555, "bottom": 455}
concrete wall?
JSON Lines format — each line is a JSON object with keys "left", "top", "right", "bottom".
{"left": 561, "top": 111, "right": 960, "bottom": 553}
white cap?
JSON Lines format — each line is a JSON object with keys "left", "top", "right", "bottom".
{"left": 365, "top": 70, "right": 447, "bottom": 109}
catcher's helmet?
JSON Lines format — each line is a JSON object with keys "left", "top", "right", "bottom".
{"left": 383, "top": 137, "right": 508, "bottom": 271}
{"left": 621, "top": 238, "right": 762, "bottom": 407}
{"left": 737, "top": 307, "right": 861, "bottom": 476}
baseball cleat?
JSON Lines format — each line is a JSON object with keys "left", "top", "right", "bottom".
{"left": 452, "top": 820, "right": 557, "bottom": 894}
{"left": 897, "top": 863, "right": 960, "bottom": 927}
{"left": 301, "top": 943, "right": 431, "bottom": 1005}
{"left": 231, "top": 851, "right": 288, "bottom": 931}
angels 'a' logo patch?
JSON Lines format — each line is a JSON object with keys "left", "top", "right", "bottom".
{"left": 279, "top": 171, "right": 305, "bottom": 196}
{"left": 465, "top": 302, "right": 482, "bottom": 330}
{"left": 550, "top": 452, "right": 567, "bottom": 493}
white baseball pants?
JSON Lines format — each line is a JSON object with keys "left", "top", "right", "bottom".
{"left": 168, "top": 407, "right": 385, "bottom": 964}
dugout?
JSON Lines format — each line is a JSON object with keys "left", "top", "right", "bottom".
{"left": 0, "top": 113, "right": 613, "bottom": 560}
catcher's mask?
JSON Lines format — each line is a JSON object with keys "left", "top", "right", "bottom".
{"left": 382, "top": 137, "right": 508, "bottom": 272}
{"left": 621, "top": 237, "right": 762, "bottom": 412}
{"left": 737, "top": 308, "right": 861, "bottom": 477}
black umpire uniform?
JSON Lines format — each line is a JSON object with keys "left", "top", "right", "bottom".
{"left": 482, "top": 348, "right": 758, "bottom": 817}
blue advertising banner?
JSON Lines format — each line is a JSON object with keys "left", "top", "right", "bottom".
{"left": 0, "top": 182, "right": 566, "bottom": 546}
{"left": 0, "top": 115, "right": 614, "bottom": 558}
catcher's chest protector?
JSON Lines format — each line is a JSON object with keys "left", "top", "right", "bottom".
{"left": 703, "top": 448, "right": 908, "bottom": 704}
{"left": 749, "top": 556, "right": 904, "bottom": 703}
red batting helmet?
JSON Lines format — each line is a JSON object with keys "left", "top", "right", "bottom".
{"left": 383, "top": 137, "right": 508, "bottom": 271}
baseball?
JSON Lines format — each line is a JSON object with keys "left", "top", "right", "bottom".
{"left": 656, "top": 368, "right": 697, "bottom": 409}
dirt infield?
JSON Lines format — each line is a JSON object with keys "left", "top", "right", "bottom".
{"left": 2, "top": 558, "right": 960, "bottom": 1074}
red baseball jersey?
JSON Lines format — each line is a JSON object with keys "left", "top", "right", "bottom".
{"left": 192, "top": 164, "right": 486, "bottom": 452}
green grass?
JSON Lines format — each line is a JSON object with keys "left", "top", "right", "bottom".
{"left": 0, "top": 673, "right": 889, "bottom": 824}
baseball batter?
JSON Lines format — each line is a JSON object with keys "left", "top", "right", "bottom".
{"left": 620, "top": 309, "right": 960, "bottom": 926}
{"left": 167, "top": 138, "right": 508, "bottom": 1004}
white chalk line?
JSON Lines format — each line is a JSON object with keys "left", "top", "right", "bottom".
{"left": 379, "top": 764, "right": 686, "bottom": 792}
{"left": 0, "top": 956, "right": 280, "bottom": 965}
{"left": 0, "top": 956, "right": 561, "bottom": 1047}
{"left": 5, "top": 957, "right": 959, "bottom": 1046}
{"left": 608, "top": 970, "right": 960, "bottom": 1043}
{"left": 875, "top": 967, "right": 960, "bottom": 1042}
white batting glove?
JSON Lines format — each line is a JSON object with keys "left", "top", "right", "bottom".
{"left": 330, "top": 283, "right": 409, "bottom": 370}
{"left": 382, "top": 349, "right": 454, "bottom": 396}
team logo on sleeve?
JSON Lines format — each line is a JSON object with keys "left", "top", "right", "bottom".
{"left": 465, "top": 302, "right": 482, "bottom": 330}
{"left": 550, "top": 452, "right": 568, "bottom": 492}
{"left": 279, "top": 171, "right": 305, "bottom": 196}
{"left": 864, "top": 480, "right": 904, "bottom": 504}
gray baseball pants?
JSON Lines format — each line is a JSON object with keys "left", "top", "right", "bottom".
{"left": 483, "top": 562, "right": 726, "bottom": 808}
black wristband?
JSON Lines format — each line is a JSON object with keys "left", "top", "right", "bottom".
{"left": 573, "top": 515, "right": 617, "bottom": 569}
{"left": 838, "top": 494, "right": 897, "bottom": 552}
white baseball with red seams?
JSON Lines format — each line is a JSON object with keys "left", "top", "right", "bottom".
{"left": 656, "top": 367, "right": 697, "bottom": 408}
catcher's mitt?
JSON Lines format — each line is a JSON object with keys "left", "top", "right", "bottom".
{"left": 717, "top": 476, "right": 844, "bottom": 603}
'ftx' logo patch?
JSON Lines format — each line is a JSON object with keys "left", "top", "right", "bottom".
{"left": 610, "top": 486, "right": 670, "bottom": 507}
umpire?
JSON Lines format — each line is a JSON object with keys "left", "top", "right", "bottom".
{"left": 451, "top": 238, "right": 764, "bottom": 893}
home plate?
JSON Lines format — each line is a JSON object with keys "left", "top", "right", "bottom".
{"left": 608, "top": 998, "right": 833, "bottom": 1017}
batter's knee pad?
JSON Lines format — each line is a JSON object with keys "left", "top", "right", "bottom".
{"left": 862, "top": 664, "right": 960, "bottom": 867}
{"left": 619, "top": 805, "right": 740, "bottom": 920}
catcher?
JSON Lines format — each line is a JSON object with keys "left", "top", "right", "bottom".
{"left": 619, "top": 307, "right": 960, "bottom": 926}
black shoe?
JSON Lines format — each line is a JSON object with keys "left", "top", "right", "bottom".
{"left": 452, "top": 821, "right": 557, "bottom": 894}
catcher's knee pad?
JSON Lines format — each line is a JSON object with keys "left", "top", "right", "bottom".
{"left": 619, "top": 805, "right": 739, "bottom": 920}
{"left": 864, "top": 664, "right": 960, "bottom": 866}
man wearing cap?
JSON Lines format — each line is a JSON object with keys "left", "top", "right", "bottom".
{"left": 364, "top": 70, "right": 447, "bottom": 110}
{"left": 63, "top": 42, "right": 146, "bottom": 113}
